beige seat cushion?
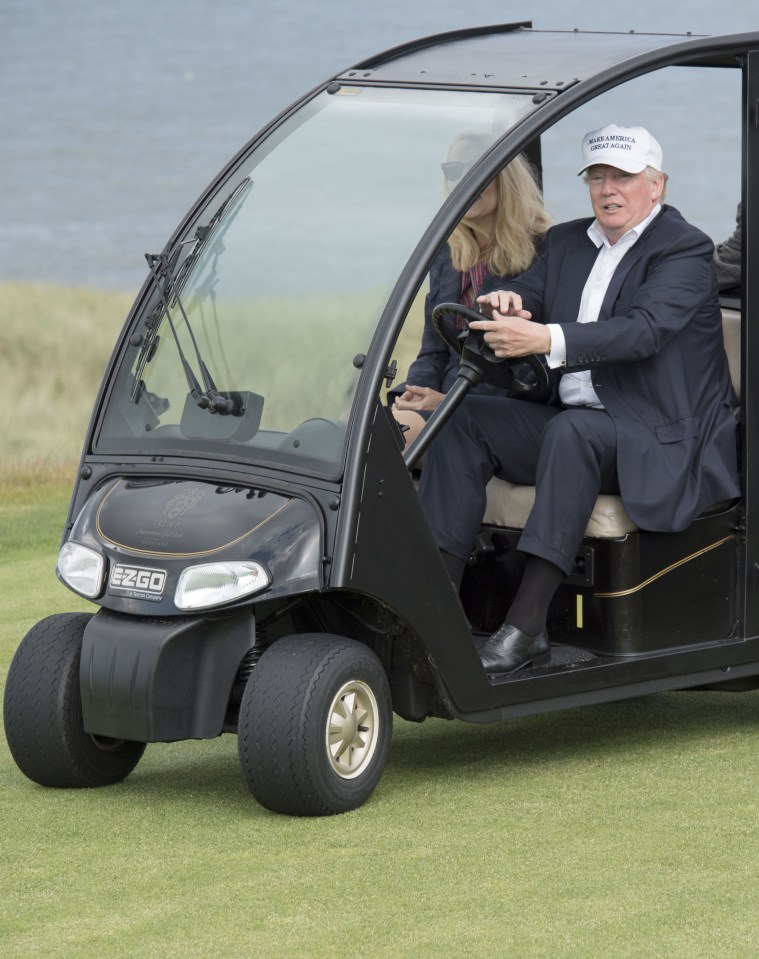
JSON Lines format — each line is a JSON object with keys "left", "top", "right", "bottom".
{"left": 483, "top": 477, "right": 637, "bottom": 538}
{"left": 722, "top": 308, "right": 741, "bottom": 399}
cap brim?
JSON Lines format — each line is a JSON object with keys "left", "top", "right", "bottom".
{"left": 577, "top": 155, "right": 648, "bottom": 176}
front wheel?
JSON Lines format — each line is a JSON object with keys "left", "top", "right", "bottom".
{"left": 237, "top": 634, "right": 392, "bottom": 816}
{"left": 3, "top": 613, "right": 146, "bottom": 788}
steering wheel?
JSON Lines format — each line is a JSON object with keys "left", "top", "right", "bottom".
{"left": 431, "top": 302, "right": 550, "bottom": 397}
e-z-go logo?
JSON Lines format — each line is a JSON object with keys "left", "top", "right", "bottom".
{"left": 109, "top": 564, "right": 167, "bottom": 601}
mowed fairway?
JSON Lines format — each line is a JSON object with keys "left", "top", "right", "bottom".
{"left": 1, "top": 484, "right": 759, "bottom": 958}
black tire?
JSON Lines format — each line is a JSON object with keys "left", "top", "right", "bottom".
{"left": 238, "top": 634, "right": 392, "bottom": 816}
{"left": 3, "top": 613, "right": 146, "bottom": 788}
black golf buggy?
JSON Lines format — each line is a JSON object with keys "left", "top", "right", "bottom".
{"left": 4, "top": 23, "right": 759, "bottom": 815}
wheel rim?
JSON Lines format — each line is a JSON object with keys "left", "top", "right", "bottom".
{"left": 325, "top": 680, "right": 380, "bottom": 780}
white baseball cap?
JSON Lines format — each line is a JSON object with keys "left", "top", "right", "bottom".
{"left": 578, "top": 124, "right": 663, "bottom": 175}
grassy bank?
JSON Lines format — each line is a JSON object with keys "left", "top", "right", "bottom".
{"left": 0, "top": 283, "right": 133, "bottom": 486}
{"left": 3, "top": 486, "right": 759, "bottom": 957}
{"left": 0, "top": 281, "right": 426, "bottom": 486}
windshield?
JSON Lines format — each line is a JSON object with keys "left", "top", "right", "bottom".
{"left": 96, "top": 85, "right": 537, "bottom": 477}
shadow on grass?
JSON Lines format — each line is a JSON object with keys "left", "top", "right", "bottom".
{"left": 387, "top": 688, "right": 759, "bottom": 778}
{"left": 119, "top": 737, "right": 256, "bottom": 805}
{"left": 67, "top": 687, "right": 759, "bottom": 815}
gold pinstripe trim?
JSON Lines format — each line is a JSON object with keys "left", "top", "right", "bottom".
{"left": 594, "top": 535, "right": 734, "bottom": 599}
{"left": 96, "top": 484, "right": 292, "bottom": 559}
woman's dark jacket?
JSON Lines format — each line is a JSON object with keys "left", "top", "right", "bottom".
{"left": 389, "top": 245, "right": 517, "bottom": 402}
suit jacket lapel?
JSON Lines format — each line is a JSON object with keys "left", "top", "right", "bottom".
{"left": 599, "top": 206, "right": 666, "bottom": 320}
{"left": 556, "top": 231, "right": 599, "bottom": 321}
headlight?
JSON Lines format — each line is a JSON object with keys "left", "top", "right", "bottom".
{"left": 174, "top": 561, "right": 271, "bottom": 611}
{"left": 57, "top": 542, "right": 106, "bottom": 599}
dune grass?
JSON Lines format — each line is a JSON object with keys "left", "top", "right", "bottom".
{"left": 0, "top": 283, "right": 134, "bottom": 486}
{"left": 3, "top": 485, "right": 759, "bottom": 957}
{"left": 0, "top": 281, "right": 426, "bottom": 487}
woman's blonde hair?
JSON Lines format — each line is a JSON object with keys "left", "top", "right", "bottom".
{"left": 446, "top": 134, "right": 551, "bottom": 275}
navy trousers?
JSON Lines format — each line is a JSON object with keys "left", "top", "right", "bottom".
{"left": 417, "top": 395, "right": 621, "bottom": 576}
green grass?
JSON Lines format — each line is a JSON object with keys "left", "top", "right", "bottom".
{"left": 3, "top": 486, "right": 759, "bottom": 957}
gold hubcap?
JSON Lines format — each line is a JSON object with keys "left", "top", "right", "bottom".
{"left": 325, "top": 680, "right": 379, "bottom": 779}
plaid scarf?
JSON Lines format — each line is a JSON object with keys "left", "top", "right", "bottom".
{"left": 457, "top": 260, "right": 489, "bottom": 328}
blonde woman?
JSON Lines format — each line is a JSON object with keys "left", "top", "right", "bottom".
{"left": 392, "top": 135, "right": 551, "bottom": 446}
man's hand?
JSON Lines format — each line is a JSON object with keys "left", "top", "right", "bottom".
{"left": 393, "top": 385, "right": 445, "bottom": 412}
{"left": 472, "top": 290, "right": 551, "bottom": 357}
{"left": 476, "top": 290, "right": 532, "bottom": 320}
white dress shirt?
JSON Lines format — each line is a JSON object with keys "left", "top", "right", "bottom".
{"left": 546, "top": 204, "right": 661, "bottom": 409}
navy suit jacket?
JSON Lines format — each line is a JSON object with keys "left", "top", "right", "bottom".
{"left": 482, "top": 204, "right": 741, "bottom": 532}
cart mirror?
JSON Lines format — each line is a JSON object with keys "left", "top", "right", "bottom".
{"left": 180, "top": 391, "right": 264, "bottom": 442}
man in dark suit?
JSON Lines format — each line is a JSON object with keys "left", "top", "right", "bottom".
{"left": 417, "top": 123, "right": 741, "bottom": 675}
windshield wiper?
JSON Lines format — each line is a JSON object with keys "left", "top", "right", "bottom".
{"left": 172, "top": 177, "right": 252, "bottom": 297}
{"left": 130, "top": 177, "right": 252, "bottom": 412}
{"left": 143, "top": 250, "right": 235, "bottom": 414}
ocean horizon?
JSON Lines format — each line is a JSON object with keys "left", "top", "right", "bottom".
{"left": 2, "top": 0, "right": 756, "bottom": 293}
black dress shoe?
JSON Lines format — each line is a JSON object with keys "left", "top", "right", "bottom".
{"left": 479, "top": 623, "right": 551, "bottom": 674}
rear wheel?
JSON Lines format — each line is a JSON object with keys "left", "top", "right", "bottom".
{"left": 3, "top": 613, "right": 146, "bottom": 788}
{"left": 237, "top": 633, "right": 392, "bottom": 816}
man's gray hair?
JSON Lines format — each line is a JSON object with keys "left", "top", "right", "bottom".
{"left": 645, "top": 166, "right": 668, "bottom": 200}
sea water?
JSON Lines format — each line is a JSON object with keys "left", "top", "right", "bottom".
{"left": 1, "top": 0, "right": 756, "bottom": 293}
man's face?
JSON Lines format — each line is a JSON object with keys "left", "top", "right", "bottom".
{"left": 587, "top": 165, "right": 664, "bottom": 244}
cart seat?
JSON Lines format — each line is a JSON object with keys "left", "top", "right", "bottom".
{"left": 483, "top": 308, "right": 741, "bottom": 538}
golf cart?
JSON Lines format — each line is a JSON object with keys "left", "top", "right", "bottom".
{"left": 4, "top": 23, "right": 759, "bottom": 815}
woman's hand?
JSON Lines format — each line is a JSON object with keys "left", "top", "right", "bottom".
{"left": 393, "top": 385, "right": 445, "bottom": 412}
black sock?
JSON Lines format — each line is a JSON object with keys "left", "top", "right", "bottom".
{"left": 506, "top": 556, "right": 563, "bottom": 635}
{"left": 441, "top": 550, "right": 466, "bottom": 590}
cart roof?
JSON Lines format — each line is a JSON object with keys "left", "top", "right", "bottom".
{"left": 341, "top": 24, "right": 759, "bottom": 93}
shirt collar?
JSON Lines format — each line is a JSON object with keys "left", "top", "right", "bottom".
{"left": 588, "top": 203, "right": 662, "bottom": 250}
